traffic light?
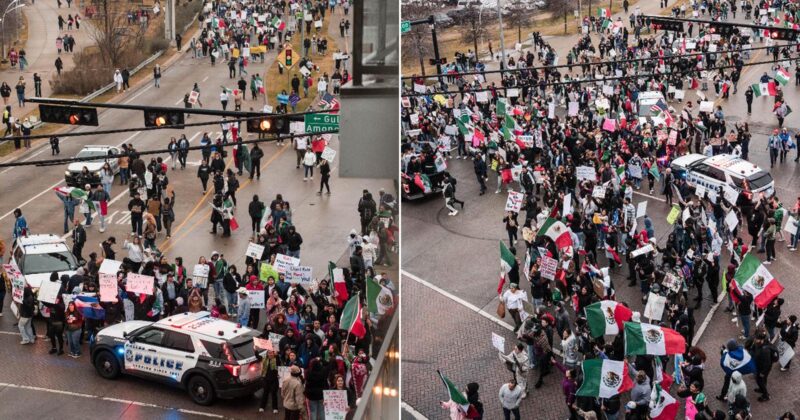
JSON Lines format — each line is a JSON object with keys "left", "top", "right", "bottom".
{"left": 247, "top": 115, "right": 289, "bottom": 134}
{"left": 649, "top": 18, "right": 683, "bottom": 32}
{"left": 39, "top": 104, "right": 99, "bottom": 126}
{"left": 285, "top": 46, "right": 293, "bottom": 66}
{"left": 708, "top": 22, "right": 737, "bottom": 37}
{"left": 144, "top": 108, "right": 185, "bottom": 129}
{"left": 769, "top": 28, "right": 798, "bottom": 41}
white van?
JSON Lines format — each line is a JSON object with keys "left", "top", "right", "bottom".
{"left": 670, "top": 154, "right": 775, "bottom": 202}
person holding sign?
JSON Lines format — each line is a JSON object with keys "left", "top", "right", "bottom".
{"left": 245, "top": 275, "right": 264, "bottom": 329}
{"left": 258, "top": 349, "right": 280, "bottom": 414}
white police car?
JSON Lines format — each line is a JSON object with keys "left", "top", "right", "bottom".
{"left": 91, "top": 311, "right": 263, "bottom": 405}
{"left": 10, "top": 234, "right": 79, "bottom": 290}
{"left": 670, "top": 154, "right": 775, "bottom": 202}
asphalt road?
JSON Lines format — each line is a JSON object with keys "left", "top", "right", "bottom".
{"left": 400, "top": 35, "right": 800, "bottom": 420}
{"left": 0, "top": 46, "right": 394, "bottom": 418}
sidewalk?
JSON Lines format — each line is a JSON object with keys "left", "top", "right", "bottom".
{"left": 0, "top": 0, "right": 91, "bottom": 116}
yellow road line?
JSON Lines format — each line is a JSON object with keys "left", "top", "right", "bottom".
{"left": 159, "top": 143, "right": 289, "bottom": 253}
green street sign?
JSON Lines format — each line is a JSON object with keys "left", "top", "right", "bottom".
{"left": 401, "top": 21, "right": 411, "bottom": 34}
{"left": 304, "top": 114, "right": 340, "bottom": 133}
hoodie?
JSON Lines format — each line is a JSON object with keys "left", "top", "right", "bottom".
{"left": 726, "top": 371, "right": 746, "bottom": 404}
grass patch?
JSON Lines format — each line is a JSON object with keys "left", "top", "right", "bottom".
{"left": 264, "top": 14, "right": 336, "bottom": 111}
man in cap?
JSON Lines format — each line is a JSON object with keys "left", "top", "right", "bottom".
{"left": 281, "top": 365, "right": 306, "bottom": 420}
{"left": 236, "top": 287, "right": 250, "bottom": 327}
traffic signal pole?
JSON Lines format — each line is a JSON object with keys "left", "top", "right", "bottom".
{"left": 407, "top": 16, "right": 443, "bottom": 84}
{"left": 642, "top": 14, "right": 800, "bottom": 38}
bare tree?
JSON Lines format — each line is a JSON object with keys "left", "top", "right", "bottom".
{"left": 89, "top": 0, "right": 145, "bottom": 68}
{"left": 401, "top": 3, "right": 434, "bottom": 76}
{"left": 504, "top": 0, "right": 533, "bottom": 44}
{"left": 455, "top": 4, "right": 487, "bottom": 58}
{"left": 548, "top": 0, "right": 575, "bottom": 34}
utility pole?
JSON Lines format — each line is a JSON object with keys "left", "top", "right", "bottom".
{"left": 429, "top": 15, "right": 443, "bottom": 84}
{"left": 497, "top": 0, "right": 506, "bottom": 70}
{"left": 164, "top": 0, "right": 175, "bottom": 44}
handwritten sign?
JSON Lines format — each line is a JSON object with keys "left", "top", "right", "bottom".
{"left": 99, "top": 273, "right": 118, "bottom": 302}
{"left": 126, "top": 273, "right": 154, "bottom": 295}
{"left": 248, "top": 290, "right": 265, "bottom": 308}
{"left": 274, "top": 254, "right": 301, "bottom": 274}
{"left": 644, "top": 292, "right": 666, "bottom": 320}
{"left": 505, "top": 191, "right": 524, "bottom": 213}
{"left": 38, "top": 280, "right": 62, "bottom": 304}
{"left": 636, "top": 201, "right": 647, "bottom": 219}
{"left": 98, "top": 259, "right": 122, "bottom": 275}
{"left": 323, "top": 390, "right": 349, "bottom": 420}
{"left": 254, "top": 337, "right": 273, "bottom": 351}
{"left": 188, "top": 90, "right": 199, "bottom": 104}
{"left": 192, "top": 264, "right": 210, "bottom": 288}
{"left": 269, "top": 333, "right": 284, "bottom": 352}
{"left": 246, "top": 242, "right": 265, "bottom": 259}
{"left": 287, "top": 266, "right": 313, "bottom": 286}
{"left": 278, "top": 366, "right": 290, "bottom": 388}
{"left": 576, "top": 166, "right": 596, "bottom": 181}
{"left": 321, "top": 146, "right": 337, "bottom": 162}
{"left": 592, "top": 185, "right": 607, "bottom": 199}
{"left": 540, "top": 255, "right": 558, "bottom": 280}
{"left": 492, "top": 332, "right": 505, "bottom": 353}
{"left": 631, "top": 244, "right": 655, "bottom": 258}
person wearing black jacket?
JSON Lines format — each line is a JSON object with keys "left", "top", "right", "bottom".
{"left": 127, "top": 192, "right": 145, "bottom": 237}
{"left": 779, "top": 315, "right": 798, "bottom": 371}
{"left": 249, "top": 143, "right": 264, "bottom": 180}
{"left": 751, "top": 333, "right": 776, "bottom": 401}
{"left": 71, "top": 219, "right": 86, "bottom": 262}
{"left": 18, "top": 287, "right": 36, "bottom": 344}
{"left": 223, "top": 265, "right": 243, "bottom": 315}
{"left": 43, "top": 276, "right": 66, "bottom": 355}
{"left": 285, "top": 226, "right": 303, "bottom": 258}
{"left": 731, "top": 287, "right": 754, "bottom": 339}
{"left": 197, "top": 160, "right": 210, "bottom": 193}
{"left": 248, "top": 195, "right": 265, "bottom": 236}
{"left": 305, "top": 359, "right": 327, "bottom": 419}
{"left": 318, "top": 159, "right": 331, "bottom": 195}
{"left": 357, "top": 190, "right": 376, "bottom": 235}
{"left": 474, "top": 154, "right": 488, "bottom": 195}
{"left": 161, "top": 273, "right": 183, "bottom": 315}
{"left": 258, "top": 350, "right": 280, "bottom": 413}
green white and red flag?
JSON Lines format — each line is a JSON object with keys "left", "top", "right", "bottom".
{"left": 576, "top": 359, "right": 633, "bottom": 398}
{"left": 537, "top": 217, "right": 573, "bottom": 249}
{"left": 624, "top": 322, "right": 686, "bottom": 356}
{"left": 584, "top": 301, "right": 632, "bottom": 337}
{"left": 733, "top": 253, "right": 784, "bottom": 308}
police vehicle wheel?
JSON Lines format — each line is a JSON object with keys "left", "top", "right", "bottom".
{"left": 94, "top": 351, "right": 121, "bottom": 379}
{"left": 187, "top": 375, "right": 216, "bottom": 406}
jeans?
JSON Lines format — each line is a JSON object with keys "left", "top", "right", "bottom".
{"left": 102, "top": 182, "right": 112, "bottom": 197}
{"left": 119, "top": 168, "right": 129, "bottom": 184}
{"left": 304, "top": 165, "right": 314, "bottom": 177}
{"left": 503, "top": 407, "right": 521, "bottom": 420}
{"left": 131, "top": 216, "right": 143, "bottom": 236}
{"left": 212, "top": 280, "right": 223, "bottom": 302}
{"left": 67, "top": 328, "right": 81, "bottom": 355}
{"left": 287, "top": 249, "right": 300, "bottom": 259}
{"left": 18, "top": 317, "right": 35, "bottom": 342}
{"left": 740, "top": 313, "right": 751, "bottom": 338}
{"left": 308, "top": 399, "right": 324, "bottom": 420}
{"left": 225, "top": 290, "right": 237, "bottom": 314}
{"left": 84, "top": 211, "right": 93, "bottom": 226}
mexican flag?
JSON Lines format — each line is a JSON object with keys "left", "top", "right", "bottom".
{"left": 598, "top": 7, "right": 611, "bottom": 18}
{"left": 624, "top": 322, "right": 686, "bottom": 356}
{"left": 496, "top": 98, "right": 508, "bottom": 116}
{"left": 649, "top": 384, "right": 679, "bottom": 420}
{"left": 576, "top": 359, "right": 633, "bottom": 398}
{"left": 414, "top": 173, "right": 432, "bottom": 194}
{"left": 751, "top": 82, "right": 777, "bottom": 97}
{"left": 584, "top": 301, "right": 632, "bottom": 337}
{"left": 503, "top": 114, "right": 522, "bottom": 140}
{"left": 54, "top": 186, "right": 95, "bottom": 211}
{"left": 271, "top": 16, "right": 286, "bottom": 31}
{"left": 456, "top": 118, "right": 471, "bottom": 135}
{"left": 329, "top": 261, "right": 349, "bottom": 305}
{"left": 438, "top": 371, "right": 472, "bottom": 415}
{"left": 537, "top": 217, "right": 573, "bottom": 249}
{"left": 500, "top": 241, "right": 515, "bottom": 273}
{"left": 366, "top": 276, "right": 393, "bottom": 315}
{"left": 733, "top": 253, "right": 784, "bottom": 308}
{"left": 340, "top": 294, "right": 366, "bottom": 338}
{"left": 775, "top": 68, "right": 791, "bottom": 86}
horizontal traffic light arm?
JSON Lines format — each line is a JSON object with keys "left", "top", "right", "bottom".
{"left": 641, "top": 14, "right": 800, "bottom": 35}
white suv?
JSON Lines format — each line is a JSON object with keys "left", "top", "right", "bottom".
{"left": 670, "top": 154, "right": 775, "bottom": 202}
{"left": 91, "top": 311, "right": 264, "bottom": 405}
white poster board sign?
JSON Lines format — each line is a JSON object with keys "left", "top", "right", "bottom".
{"left": 725, "top": 210, "right": 739, "bottom": 231}
{"left": 287, "top": 266, "right": 314, "bottom": 286}
{"left": 631, "top": 244, "right": 655, "bottom": 258}
{"left": 644, "top": 292, "right": 667, "bottom": 321}
{"left": 540, "top": 255, "right": 558, "bottom": 280}
{"left": 248, "top": 290, "right": 265, "bottom": 308}
{"left": 192, "top": 264, "right": 210, "bottom": 288}
{"left": 323, "top": 390, "right": 349, "bottom": 420}
{"left": 246, "top": 242, "right": 266, "bottom": 259}
{"left": 127, "top": 273, "right": 155, "bottom": 295}
{"left": 274, "top": 254, "right": 301, "bottom": 274}
{"left": 99, "top": 273, "right": 118, "bottom": 302}
{"left": 492, "top": 332, "right": 505, "bottom": 353}
{"left": 99, "top": 259, "right": 123, "bottom": 275}
{"left": 321, "top": 146, "right": 337, "bottom": 162}
{"left": 38, "top": 280, "right": 62, "bottom": 304}
{"left": 636, "top": 201, "right": 648, "bottom": 219}
{"left": 505, "top": 191, "right": 524, "bottom": 213}
{"left": 576, "top": 166, "right": 596, "bottom": 181}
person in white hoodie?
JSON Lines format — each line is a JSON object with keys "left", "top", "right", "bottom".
{"left": 498, "top": 378, "right": 523, "bottom": 420}
{"left": 302, "top": 147, "right": 317, "bottom": 181}
{"left": 113, "top": 69, "right": 123, "bottom": 92}
{"left": 361, "top": 235, "right": 377, "bottom": 269}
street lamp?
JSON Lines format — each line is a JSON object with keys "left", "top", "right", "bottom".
{"left": 477, "top": 0, "right": 506, "bottom": 69}
{"left": 1, "top": 0, "right": 25, "bottom": 61}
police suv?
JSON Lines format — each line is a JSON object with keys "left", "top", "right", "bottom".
{"left": 670, "top": 154, "right": 775, "bottom": 202}
{"left": 91, "top": 311, "right": 263, "bottom": 405}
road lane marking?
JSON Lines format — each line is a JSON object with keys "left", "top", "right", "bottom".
{"left": 693, "top": 291, "right": 727, "bottom": 347}
{"left": 202, "top": 76, "right": 209, "bottom": 82}
{"left": 0, "top": 382, "right": 224, "bottom": 418}
{"left": 633, "top": 190, "right": 666, "bottom": 203}
{"left": 0, "top": 179, "right": 65, "bottom": 222}
{"left": 159, "top": 144, "right": 290, "bottom": 253}
{"left": 175, "top": 97, "right": 184, "bottom": 105}
{"left": 401, "top": 401, "right": 429, "bottom": 420}
{"left": 123, "top": 83, "right": 154, "bottom": 104}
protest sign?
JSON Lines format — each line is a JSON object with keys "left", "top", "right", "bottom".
{"left": 576, "top": 166, "right": 596, "bottom": 181}
{"left": 127, "top": 273, "right": 154, "bottom": 295}
{"left": 592, "top": 185, "right": 606, "bottom": 199}
{"left": 254, "top": 337, "right": 273, "bottom": 351}
{"left": 563, "top": 194, "right": 572, "bottom": 216}
{"left": 38, "top": 280, "right": 62, "bottom": 304}
{"left": 321, "top": 147, "right": 337, "bottom": 162}
{"left": 99, "top": 273, "right": 118, "bottom": 302}
{"left": 568, "top": 102, "right": 579, "bottom": 116}
{"left": 260, "top": 262, "right": 280, "bottom": 282}
{"left": 636, "top": 201, "right": 647, "bottom": 219}
{"left": 666, "top": 205, "right": 681, "bottom": 225}
{"left": 323, "top": 390, "right": 349, "bottom": 420}
{"left": 628, "top": 165, "right": 643, "bottom": 179}
{"left": 476, "top": 91, "right": 489, "bottom": 103}
{"left": 644, "top": 293, "right": 666, "bottom": 321}
{"left": 445, "top": 125, "right": 457, "bottom": 135}
{"left": 507, "top": 88, "right": 519, "bottom": 97}
{"left": 723, "top": 185, "right": 739, "bottom": 204}
{"left": 248, "top": 290, "right": 265, "bottom": 309}
{"left": 98, "top": 259, "right": 122, "bottom": 275}
{"left": 192, "top": 264, "right": 210, "bottom": 288}
{"left": 631, "top": 244, "right": 654, "bottom": 258}
{"left": 188, "top": 91, "right": 199, "bottom": 104}
{"left": 725, "top": 210, "right": 739, "bottom": 231}
{"left": 287, "top": 266, "right": 314, "bottom": 286}
{"left": 505, "top": 191, "right": 524, "bottom": 213}
{"left": 784, "top": 216, "right": 799, "bottom": 234}
{"left": 435, "top": 155, "right": 448, "bottom": 172}
{"left": 777, "top": 340, "right": 796, "bottom": 368}
{"left": 274, "top": 254, "right": 301, "bottom": 273}
{"left": 246, "top": 242, "right": 265, "bottom": 259}
{"left": 540, "top": 256, "right": 558, "bottom": 280}
{"left": 270, "top": 333, "right": 284, "bottom": 352}
{"left": 492, "top": 332, "right": 505, "bottom": 353}
{"left": 278, "top": 366, "right": 290, "bottom": 388}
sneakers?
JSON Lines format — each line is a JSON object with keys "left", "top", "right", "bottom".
{"left": 273, "top": 410, "right": 278, "bottom": 414}
{"left": 303, "top": 177, "right": 307, "bottom": 181}
{"left": 448, "top": 210, "right": 459, "bottom": 216}
{"left": 790, "top": 248, "right": 797, "bottom": 252}
{"left": 20, "top": 340, "right": 30, "bottom": 345}
{"left": 763, "top": 260, "right": 771, "bottom": 265}
{"left": 781, "top": 367, "right": 789, "bottom": 372}
{"left": 258, "top": 409, "right": 264, "bottom": 413}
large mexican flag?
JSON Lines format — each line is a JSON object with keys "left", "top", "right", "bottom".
{"left": 537, "top": 217, "right": 573, "bottom": 249}
{"left": 340, "top": 294, "right": 366, "bottom": 338}
{"left": 751, "top": 81, "right": 777, "bottom": 97}
{"left": 576, "top": 359, "right": 633, "bottom": 398}
{"left": 733, "top": 253, "right": 783, "bottom": 308}
{"left": 624, "top": 322, "right": 685, "bottom": 356}
{"left": 54, "top": 186, "right": 95, "bottom": 211}
{"left": 649, "top": 384, "right": 679, "bottom": 420}
{"left": 584, "top": 301, "right": 633, "bottom": 338}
